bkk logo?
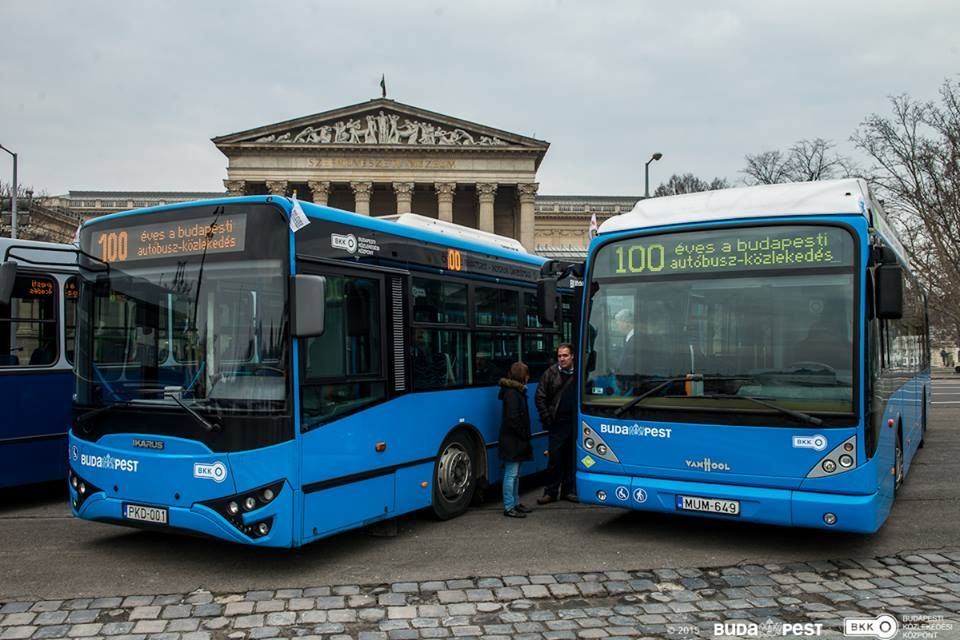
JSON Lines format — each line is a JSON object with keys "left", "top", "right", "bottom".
{"left": 792, "top": 434, "right": 828, "bottom": 452}
{"left": 685, "top": 457, "right": 731, "bottom": 472}
{"left": 79, "top": 453, "right": 140, "bottom": 473}
{"left": 331, "top": 233, "right": 358, "bottom": 254}
{"left": 194, "top": 462, "right": 228, "bottom": 483}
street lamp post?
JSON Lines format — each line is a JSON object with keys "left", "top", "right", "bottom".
{"left": 0, "top": 144, "right": 16, "bottom": 239}
{"left": 644, "top": 152, "right": 663, "bottom": 199}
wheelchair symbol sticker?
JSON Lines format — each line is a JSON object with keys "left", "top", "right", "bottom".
{"left": 615, "top": 486, "right": 629, "bottom": 501}
{"left": 633, "top": 488, "right": 648, "bottom": 503}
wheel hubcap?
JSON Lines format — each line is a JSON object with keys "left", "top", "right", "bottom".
{"left": 437, "top": 443, "right": 472, "bottom": 501}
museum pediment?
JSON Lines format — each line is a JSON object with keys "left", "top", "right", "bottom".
{"left": 212, "top": 98, "right": 548, "bottom": 152}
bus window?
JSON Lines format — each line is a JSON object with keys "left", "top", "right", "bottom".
{"left": 1, "top": 275, "right": 58, "bottom": 367}
{"left": 473, "top": 332, "right": 520, "bottom": 385}
{"left": 301, "top": 274, "right": 385, "bottom": 427}
{"left": 475, "top": 286, "right": 518, "bottom": 327}
{"left": 64, "top": 277, "right": 79, "bottom": 365}
{"left": 523, "top": 333, "right": 560, "bottom": 381}
{"left": 412, "top": 278, "right": 467, "bottom": 324}
{"left": 411, "top": 328, "right": 469, "bottom": 389}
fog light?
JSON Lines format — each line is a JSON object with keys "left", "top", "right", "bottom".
{"left": 72, "top": 499, "right": 79, "bottom": 509}
{"left": 227, "top": 501, "right": 239, "bottom": 515}
{"left": 597, "top": 444, "right": 608, "bottom": 455}
{"left": 839, "top": 454, "right": 854, "bottom": 468}
{"left": 78, "top": 482, "right": 86, "bottom": 495}
{"left": 71, "top": 475, "right": 79, "bottom": 489}
{"left": 262, "top": 488, "right": 275, "bottom": 502}
{"left": 257, "top": 522, "right": 270, "bottom": 536}
{"left": 821, "top": 460, "right": 837, "bottom": 473}
{"left": 596, "top": 490, "right": 607, "bottom": 502}
{"left": 244, "top": 496, "right": 257, "bottom": 511}
{"left": 583, "top": 427, "right": 592, "bottom": 436}
{"left": 823, "top": 512, "right": 837, "bottom": 525}
{"left": 843, "top": 442, "right": 854, "bottom": 452}
{"left": 584, "top": 438, "right": 595, "bottom": 450}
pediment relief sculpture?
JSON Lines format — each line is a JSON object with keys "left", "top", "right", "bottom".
{"left": 252, "top": 110, "right": 507, "bottom": 147}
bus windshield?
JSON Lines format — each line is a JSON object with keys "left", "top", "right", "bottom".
{"left": 584, "top": 224, "right": 857, "bottom": 421}
{"left": 75, "top": 204, "right": 289, "bottom": 413}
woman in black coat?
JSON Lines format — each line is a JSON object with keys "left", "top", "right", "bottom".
{"left": 498, "top": 361, "right": 533, "bottom": 518}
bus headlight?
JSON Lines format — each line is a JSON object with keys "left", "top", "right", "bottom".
{"left": 838, "top": 454, "right": 854, "bottom": 468}
{"left": 596, "top": 444, "right": 608, "bottom": 456}
{"left": 227, "top": 501, "right": 240, "bottom": 515}
{"left": 821, "top": 460, "right": 837, "bottom": 473}
{"left": 243, "top": 496, "right": 257, "bottom": 511}
{"left": 584, "top": 438, "right": 595, "bottom": 450}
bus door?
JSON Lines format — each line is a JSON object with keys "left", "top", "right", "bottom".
{"left": 295, "top": 260, "right": 402, "bottom": 538}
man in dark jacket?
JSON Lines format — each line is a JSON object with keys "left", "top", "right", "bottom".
{"left": 534, "top": 343, "right": 578, "bottom": 504}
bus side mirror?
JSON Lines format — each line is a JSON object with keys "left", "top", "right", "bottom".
{"left": 0, "top": 260, "right": 17, "bottom": 307}
{"left": 291, "top": 274, "right": 326, "bottom": 337}
{"left": 537, "top": 277, "right": 557, "bottom": 324}
{"left": 875, "top": 264, "right": 903, "bottom": 319}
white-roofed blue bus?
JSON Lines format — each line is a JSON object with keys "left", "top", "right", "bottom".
{"left": 574, "top": 178, "right": 928, "bottom": 533}
{"left": 65, "top": 197, "right": 576, "bottom": 546}
{"left": 0, "top": 238, "right": 78, "bottom": 488}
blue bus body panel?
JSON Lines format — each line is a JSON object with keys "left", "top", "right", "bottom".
{"left": 300, "top": 387, "right": 549, "bottom": 543}
{"left": 68, "top": 432, "right": 298, "bottom": 547}
{"left": 0, "top": 371, "right": 72, "bottom": 488}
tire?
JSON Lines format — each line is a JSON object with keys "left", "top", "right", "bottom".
{"left": 431, "top": 430, "right": 478, "bottom": 520}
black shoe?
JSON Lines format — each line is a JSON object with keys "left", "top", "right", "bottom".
{"left": 537, "top": 495, "right": 558, "bottom": 505}
{"left": 563, "top": 493, "right": 579, "bottom": 503}
{"left": 503, "top": 508, "right": 527, "bottom": 518}
{"left": 515, "top": 503, "right": 532, "bottom": 514}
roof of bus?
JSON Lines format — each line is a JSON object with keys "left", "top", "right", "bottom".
{"left": 599, "top": 178, "right": 874, "bottom": 234}
{"left": 82, "top": 196, "right": 547, "bottom": 268}
{"left": 0, "top": 237, "right": 78, "bottom": 271}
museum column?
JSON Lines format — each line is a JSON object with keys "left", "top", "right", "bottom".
{"left": 477, "top": 183, "right": 497, "bottom": 234}
{"left": 435, "top": 182, "right": 455, "bottom": 223}
{"left": 308, "top": 181, "right": 331, "bottom": 206}
{"left": 394, "top": 182, "right": 414, "bottom": 214}
{"left": 223, "top": 180, "right": 246, "bottom": 196}
{"left": 517, "top": 182, "right": 538, "bottom": 252}
{"left": 351, "top": 181, "right": 372, "bottom": 215}
{"left": 265, "top": 180, "right": 288, "bottom": 197}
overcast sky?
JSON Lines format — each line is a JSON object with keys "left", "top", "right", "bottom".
{"left": 2, "top": 0, "right": 958, "bottom": 197}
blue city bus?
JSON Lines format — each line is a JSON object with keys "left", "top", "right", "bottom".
{"left": 66, "top": 197, "right": 574, "bottom": 546}
{"left": 574, "top": 179, "right": 929, "bottom": 533}
{"left": 0, "top": 238, "right": 78, "bottom": 488}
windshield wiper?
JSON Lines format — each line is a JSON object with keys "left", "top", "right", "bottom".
{"left": 682, "top": 393, "right": 825, "bottom": 426}
{"left": 166, "top": 393, "right": 221, "bottom": 433}
{"left": 612, "top": 375, "right": 752, "bottom": 417}
{"left": 614, "top": 377, "right": 689, "bottom": 417}
{"left": 76, "top": 401, "right": 130, "bottom": 427}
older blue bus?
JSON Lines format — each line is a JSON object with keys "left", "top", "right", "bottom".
{"left": 0, "top": 238, "right": 78, "bottom": 488}
{"left": 67, "top": 197, "right": 573, "bottom": 546}
{"left": 575, "top": 179, "right": 929, "bottom": 533}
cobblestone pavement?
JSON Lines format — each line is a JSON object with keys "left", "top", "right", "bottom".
{"left": 1, "top": 549, "right": 958, "bottom": 640}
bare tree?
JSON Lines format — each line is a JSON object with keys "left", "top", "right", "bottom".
{"left": 853, "top": 79, "right": 960, "bottom": 344}
{"left": 654, "top": 173, "right": 730, "bottom": 197}
{"left": 742, "top": 138, "right": 857, "bottom": 185}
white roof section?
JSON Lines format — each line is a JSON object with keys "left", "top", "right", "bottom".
{"left": 599, "top": 178, "right": 872, "bottom": 235}
{"left": 381, "top": 213, "right": 527, "bottom": 254}
{"left": 0, "top": 238, "right": 78, "bottom": 271}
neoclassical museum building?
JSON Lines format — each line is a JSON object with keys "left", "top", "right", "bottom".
{"left": 6, "top": 98, "right": 642, "bottom": 257}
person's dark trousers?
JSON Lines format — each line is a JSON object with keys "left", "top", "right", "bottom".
{"left": 543, "top": 421, "right": 576, "bottom": 498}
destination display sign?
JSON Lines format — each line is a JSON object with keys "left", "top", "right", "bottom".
{"left": 88, "top": 214, "right": 247, "bottom": 264}
{"left": 595, "top": 225, "right": 854, "bottom": 278}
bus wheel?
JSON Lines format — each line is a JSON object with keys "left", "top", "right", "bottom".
{"left": 431, "top": 431, "right": 477, "bottom": 520}
{"left": 894, "top": 429, "right": 904, "bottom": 493}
